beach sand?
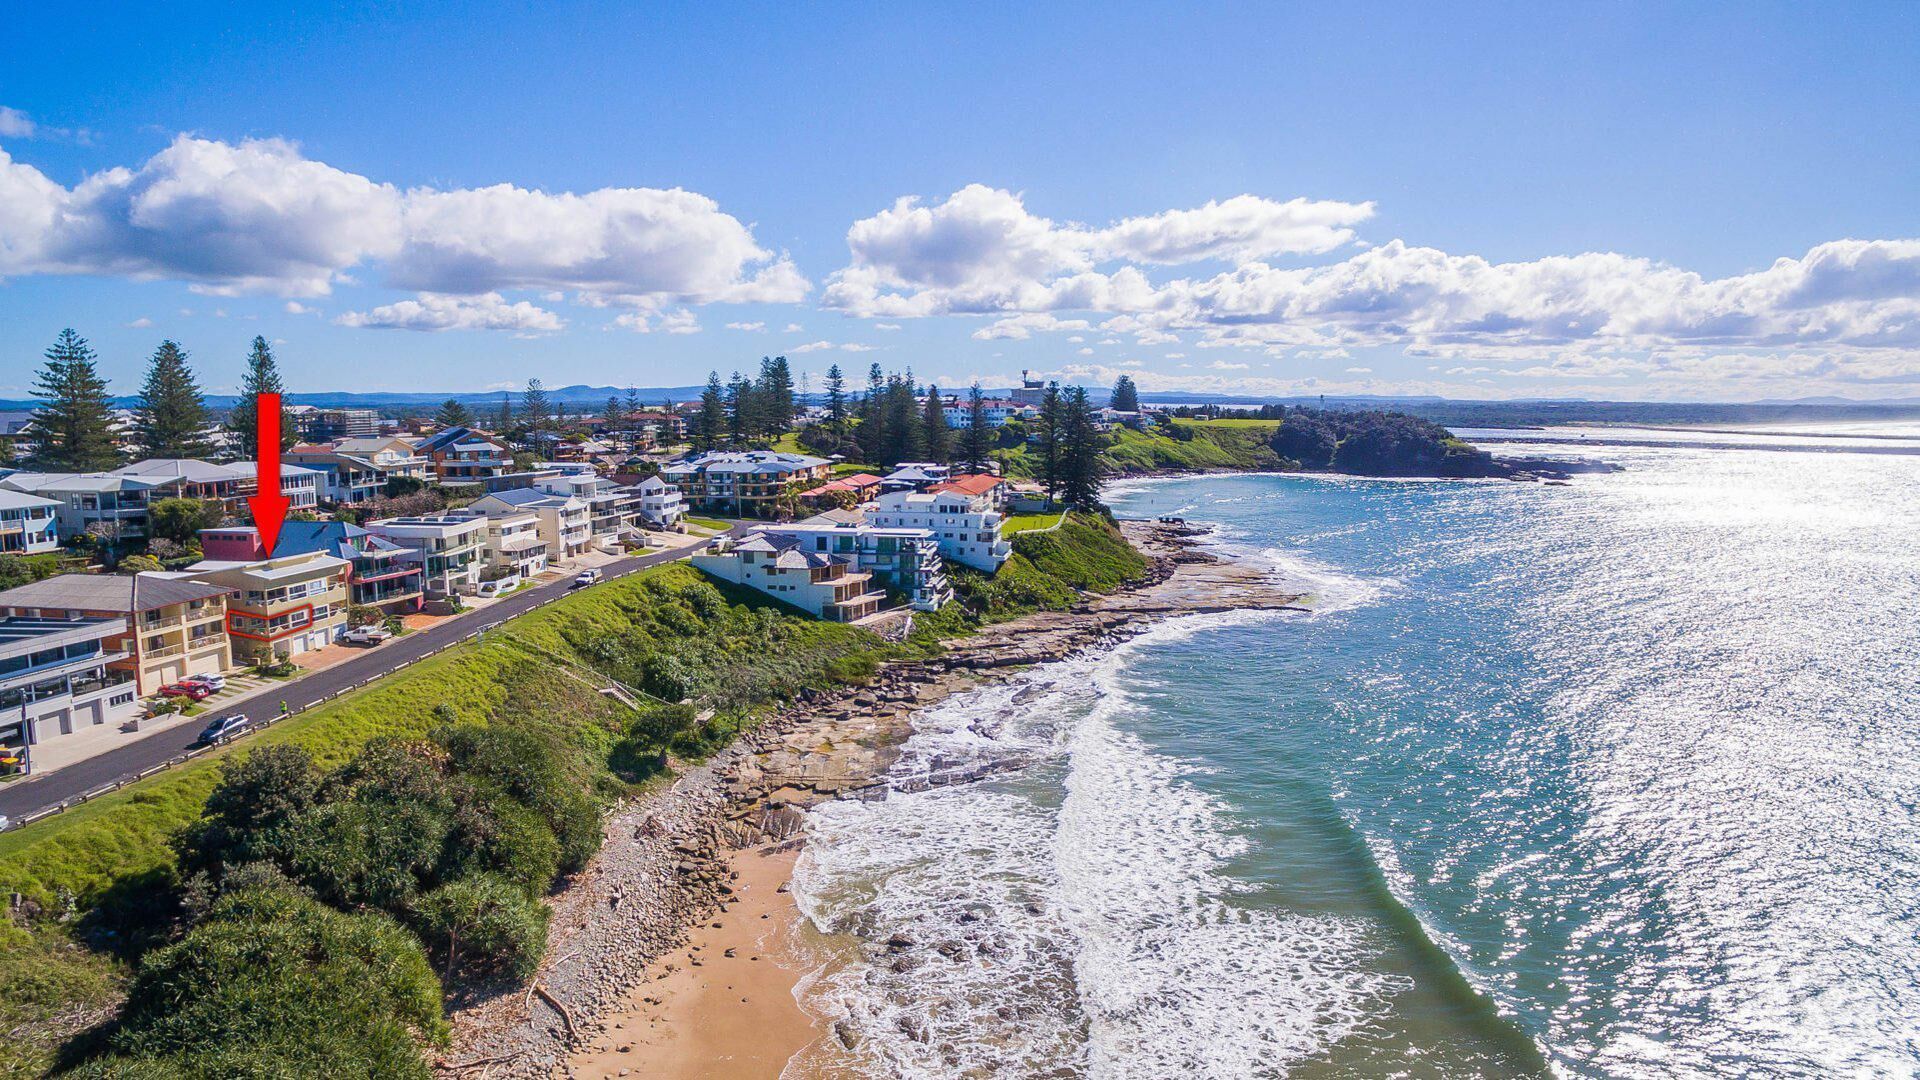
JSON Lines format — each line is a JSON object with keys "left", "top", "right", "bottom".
{"left": 570, "top": 846, "right": 822, "bottom": 1080}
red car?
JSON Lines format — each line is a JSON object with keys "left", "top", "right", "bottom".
{"left": 159, "top": 682, "right": 214, "bottom": 701}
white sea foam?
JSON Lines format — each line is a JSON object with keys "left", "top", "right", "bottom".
{"left": 791, "top": 615, "right": 1402, "bottom": 1078}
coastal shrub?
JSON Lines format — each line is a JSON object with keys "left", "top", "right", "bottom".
{"left": 434, "top": 724, "right": 601, "bottom": 874}
{"left": 407, "top": 873, "right": 549, "bottom": 982}
{"left": 83, "top": 887, "right": 444, "bottom": 1079}
{"left": 955, "top": 554, "right": 1080, "bottom": 617}
{"left": 444, "top": 786, "right": 562, "bottom": 896}
{"left": 174, "top": 745, "right": 324, "bottom": 882}
{"left": 1013, "top": 513, "right": 1150, "bottom": 593}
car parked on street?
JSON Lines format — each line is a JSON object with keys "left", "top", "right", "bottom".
{"left": 342, "top": 625, "right": 393, "bottom": 646}
{"left": 197, "top": 713, "right": 253, "bottom": 745}
{"left": 572, "top": 568, "right": 603, "bottom": 588}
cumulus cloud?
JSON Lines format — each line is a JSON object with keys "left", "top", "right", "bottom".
{"left": 614, "top": 308, "right": 701, "bottom": 334}
{"left": 971, "top": 313, "right": 1092, "bottom": 340}
{"left": 725, "top": 320, "right": 766, "bottom": 331}
{"left": 0, "top": 135, "right": 806, "bottom": 307}
{"left": 823, "top": 184, "right": 1920, "bottom": 362}
{"left": 0, "top": 107, "right": 36, "bottom": 138}
{"left": 825, "top": 184, "right": 1371, "bottom": 318}
{"left": 336, "top": 292, "right": 562, "bottom": 333}
{"left": 791, "top": 340, "right": 876, "bottom": 353}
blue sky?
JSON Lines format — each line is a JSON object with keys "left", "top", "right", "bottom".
{"left": 2, "top": 2, "right": 1917, "bottom": 401}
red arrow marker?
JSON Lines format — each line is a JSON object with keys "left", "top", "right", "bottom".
{"left": 248, "top": 392, "right": 289, "bottom": 557}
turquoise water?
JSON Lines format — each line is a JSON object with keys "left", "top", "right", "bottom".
{"left": 791, "top": 432, "right": 1920, "bottom": 1078}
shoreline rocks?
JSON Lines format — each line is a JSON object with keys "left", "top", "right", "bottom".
{"left": 436, "top": 520, "right": 1304, "bottom": 1077}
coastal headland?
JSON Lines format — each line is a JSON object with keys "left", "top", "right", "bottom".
{"left": 439, "top": 522, "right": 1307, "bottom": 1077}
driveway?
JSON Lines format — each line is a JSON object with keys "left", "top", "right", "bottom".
{"left": 0, "top": 524, "right": 743, "bottom": 826}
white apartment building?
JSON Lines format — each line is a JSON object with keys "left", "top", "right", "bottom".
{"left": 0, "top": 615, "right": 142, "bottom": 750}
{"left": 941, "top": 398, "right": 1038, "bottom": 428}
{"left": 866, "top": 487, "right": 1012, "bottom": 571}
{"left": 628, "top": 475, "right": 685, "bottom": 529}
{"left": 364, "top": 515, "right": 488, "bottom": 599}
{"left": 470, "top": 510, "right": 549, "bottom": 582}
{"left": 533, "top": 470, "right": 635, "bottom": 548}
{"left": 0, "top": 490, "right": 61, "bottom": 554}
{"left": 692, "top": 532, "right": 885, "bottom": 621}
{"left": 464, "top": 489, "right": 593, "bottom": 560}
{"left": 700, "top": 516, "right": 952, "bottom": 612}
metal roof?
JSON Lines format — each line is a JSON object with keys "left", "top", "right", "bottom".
{"left": 0, "top": 572, "right": 230, "bottom": 613}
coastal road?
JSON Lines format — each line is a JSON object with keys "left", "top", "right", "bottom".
{"left": 0, "top": 527, "right": 745, "bottom": 826}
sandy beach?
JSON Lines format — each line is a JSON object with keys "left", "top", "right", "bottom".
{"left": 571, "top": 845, "right": 821, "bottom": 1080}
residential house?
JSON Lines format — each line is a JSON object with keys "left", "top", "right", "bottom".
{"left": 0, "top": 615, "right": 142, "bottom": 751}
{"left": 661, "top": 451, "right": 832, "bottom": 518}
{"left": 801, "top": 473, "right": 883, "bottom": 508}
{"left": 532, "top": 469, "right": 636, "bottom": 547}
{"left": 1, "top": 459, "right": 322, "bottom": 544}
{"left": 204, "top": 522, "right": 424, "bottom": 614}
{"left": 462, "top": 489, "right": 592, "bottom": 561}
{"left": 469, "top": 510, "right": 549, "bottom": 582}
{"left": 693, "top": 531, "right": 885, "bottom": 622}
{"left": 0, "top": 490, "right": 61, "bottom": 554}
{"left": 301, "top": 408, "right": 381, "bottom": 441}
{"left": 285, "top": 436, "right": 432, "bottom": 504}
{"left": 415, "top": 426, "right": 516, "bottom": 483}
{"left": 363, "top": 515, "right": 488, "bottom": 599}
{"left": 879, "top": 463, "right": 950, "bottom": 492}
{"left": 867, "top": 485, "right": 1012, "bottom": 572}
{"left": 183, "top": 543, "right": 352, "bottom": 660}
{"left": 627, "top": 475, "right": 686, "bottom": 529}
{"left": 941, "top": 398, "right": 1038, "bottom": 428}
{"left": 747, "top": 516, "right": 952, "bottom": 610}
{"left": 0, "top": 573, "right": 233, "bottom": 693}
{"left": 112, "top": 458, "right": 321, "bottom": 514}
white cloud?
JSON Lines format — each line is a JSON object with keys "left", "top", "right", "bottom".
{"left": 783, "top": 322, "right": 804, "bottom": 333}
{"left": 1344, "top": 366, "right": 1373, "bottom": 374}
{"left": 1078, "top": 347, "right": 1094, "bottom": 356}
{"left": 1208, "top": 360, "right": 1250, "bottom": 370}
{"left": 971, "top": 313, "right": 1092, "bottom": 340}
{"left": 792, "top": 340, "right": 876, "bottom": 353}
{"left": 822, "top": 184, "right": 1920, "bottom": 367}
{"left": 873, "top": 322, "right": 902, "bottom": 331}
{"left": 0, "top": 135, "right": 807, "bottom": 307}
{"left": 725, "top": 320, "right": 766, "bottom": 331}
{"left": 284, "top": 301, "right": 315, "bottom": 315}
{"left": 336, "top": 292, "right": 562, "bottom": 333}
{"left": 0, "top": 107, "right": 36, "bottom": 138}
{"left": 614, "top": 308, "right": 701, "bottom": 334}
{"left": 125, "top": 317, "right": 153, "bottom": 328}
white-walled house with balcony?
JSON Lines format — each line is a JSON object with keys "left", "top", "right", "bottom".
{"left": 468, "top": 509, "right": 549, "bottom": 582}
{"left": 463, "top": 489, "right": 593, "bottom": 560}
{"left": 364, "top": 515, "right": 488, "bottom": 599}
{"left": 0, "top": 615, "right": 143, "bottom": 751}
{"left": 532, "top": 468, "right": 636, "bottom": 548}
{"left": 697, "top": 516, "right": 953, "bottom": 614}
{"left": 0, "top": 490, "right": 61, "bottom": 554}
{"left": 627, "top": 475, "right": 686, "bottom": 529}
{"left": 692, "top": 532, "right": 886, "bottom": 622}
{"left": 866, "top": 485, "right": 1012, "bottom": 571}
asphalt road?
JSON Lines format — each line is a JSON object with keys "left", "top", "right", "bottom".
{"left": 0, "top": 529, "right": 741, "bottom": 825}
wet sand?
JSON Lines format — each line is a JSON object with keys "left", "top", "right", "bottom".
{"left": 570, "top": 846, "right": 820, "bottom": 1080}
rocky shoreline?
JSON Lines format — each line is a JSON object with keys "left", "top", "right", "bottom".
{"left": 436, "top": 520, "right": 1307, "bottom": 1077}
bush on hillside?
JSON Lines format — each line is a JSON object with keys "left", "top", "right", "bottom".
{"left": 79, "top": 887, "right": 444, "bottom": 1078}
{"left": 407, "top": 873, "right": 548, "bottom": 982}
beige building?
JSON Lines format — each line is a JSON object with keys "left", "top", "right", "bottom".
{"left": 183, "top": 548, "right": 351, "bottom": 661}
{"left": 0, "top": 573, "right": 234, "bottom": 693}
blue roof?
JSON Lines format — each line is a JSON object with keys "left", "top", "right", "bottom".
{"left": 271, "top": 520, "right": 403, "bottom": 559}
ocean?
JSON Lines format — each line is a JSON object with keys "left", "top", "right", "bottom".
{"left": 787, "top": 425, "right": 1920, "bottom": 1078}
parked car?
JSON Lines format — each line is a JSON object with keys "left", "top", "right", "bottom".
{"left": 160, "top": 681, "right": 215, "bottom": 701}
{"left": 572, "top": 568, "right": 603, "bottom": 588}
{"left": 184, "top": 673, "right": 226, "bottom": 693}
{"left": 342, "top": 625, "right": 393, "bottom": 646}
{"left": 197, "top": 713, "right": 252, "bottom": 744}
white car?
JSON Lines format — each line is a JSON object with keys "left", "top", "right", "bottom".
{"left": 342, "top": 625, "right": 393, "bottom": 646}
{"left": 184, "top": 673, "right": 227, "bottom": 693}
{"left": 572, "top": 568, "right": 603, "bottom": 587}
